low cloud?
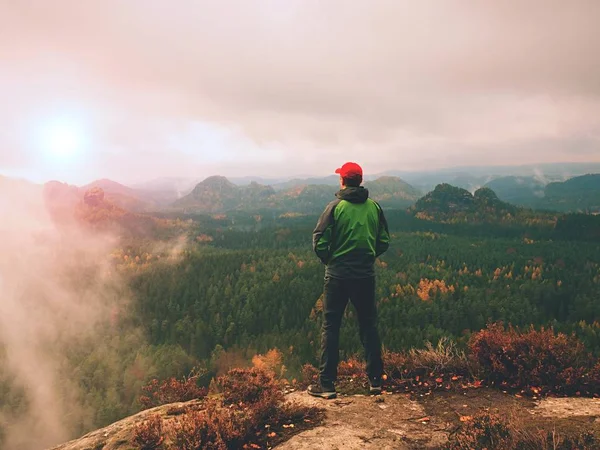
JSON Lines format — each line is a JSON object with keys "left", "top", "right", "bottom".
{"left": 0, "top": 181, "right": 132, "bottom": 449}
{"left": 0, "top": 0, "right": 599, "bottom": 183}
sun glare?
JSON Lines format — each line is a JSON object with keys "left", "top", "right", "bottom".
{"left": 38, "top": 118, "right": 86, "bottom": 161}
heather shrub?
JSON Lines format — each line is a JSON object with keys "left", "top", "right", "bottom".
{"left": 332, "top": 357, "right": 368, "bottom": 394}
{"left": 300, "top": 363, "right": 318, "bottom": 388}
{"left": 218, "top": 367, "right": 283, "bottom": 407}
{"left": 302, "top": 327, "right": 600, "bottom": 396}
{"left": 217, "top": 366, "right": 288, "bottom": 436}
{"left": 383, "top": 349, "right": 408, "bottom": 380}
{"left": 172, "top": 400, "right": 246, "bottom": 450}
{"left": 302, "top": 340, "right": 471, "bottom": 394}
{"left": 337, "top": 357, "right": 366, "bottom": 378}
{"left": 170, "top": 368, "right": 323, "bottom": 449}
{"left": 140, "top": 370, "right": 208, "bottom": 409}
{"left": 172, "top": 408, "right": 224, "bottom": 450}
{"left": 132, "top": 414, "right": 164, "bottom": 450}
{"left": 469, "top": 323, "right": 592, "bottom": 394}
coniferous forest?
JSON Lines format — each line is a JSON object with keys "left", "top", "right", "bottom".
{"left": 2, "top": 184, "right": 600, "bottom": 445}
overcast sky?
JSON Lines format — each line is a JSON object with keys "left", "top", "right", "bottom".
{"left": 1, "top": 0, "right": 599, "bottom": 185}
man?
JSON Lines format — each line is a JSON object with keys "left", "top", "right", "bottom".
{"left": 309, "top": 162, "right": 390, "bottom": 399}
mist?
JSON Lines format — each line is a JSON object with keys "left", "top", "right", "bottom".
{"left": 0, "top": 182, "right": 132, "bottom": 449}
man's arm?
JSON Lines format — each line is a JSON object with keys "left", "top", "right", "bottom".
{"left": 375, "top": 204, "right": 390, "bottom": 257}
{"left": 312, "top": 201, "right": 338, "bottom": 264}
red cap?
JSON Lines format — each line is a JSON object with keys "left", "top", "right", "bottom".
{"left": 335, "top": 162, "right": 363, "bottom": 178}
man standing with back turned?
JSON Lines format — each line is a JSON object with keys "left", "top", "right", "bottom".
{"left": 309, "top": 162, "right": 390, "bottom": 399}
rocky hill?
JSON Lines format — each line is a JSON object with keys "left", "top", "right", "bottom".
{"left": 411, "top": 184, "right": 512, "bottom": 217}
{"left": 40, "top": 182, "right": 189, "bottom": 239}
{"left": 412, "top": 183, "right": 476, "bottom": 215}
{"left": 409, "top": 183, "right": 559, "bottom": 226}
{"left": 49, "top": 389, "right": 600, "bottom": 450}
{"left": 42, "top": 178, "right": 170, "bottom": 215}
{"left": 81, "top": 179, "right": 158, "bottom": 212}
{"left": 172, "top": 176, "right": 277, "bottom": 213}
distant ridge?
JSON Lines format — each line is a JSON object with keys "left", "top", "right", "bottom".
{"left": 542, "top": 174, "right": 600, "bottom": 212}
{"left": 484, "top": 176, "right": 546, "bottom": 207}
{"left": 483, "top": 173, "right": 600, "bottom": 213}
{"left": 171, "top": 175, "right": 421, "bottom": 213}
{"left": 3, "top": 161, "right": 598, "bottom": 215}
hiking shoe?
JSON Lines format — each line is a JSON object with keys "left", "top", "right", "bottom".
{"left": 369, "top": 378, "right": 382, "bottom": 395}
{"left": 307, "top": 382, "right": 337, "bottom": 399}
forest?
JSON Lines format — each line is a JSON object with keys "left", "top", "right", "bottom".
{"left": 130, "top": 207, "right": 600, "bottom": 366}
{"left": 2, "top": 185, "right": 600, "bottom": 446}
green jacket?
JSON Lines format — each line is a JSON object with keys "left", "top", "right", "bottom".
{"left": 313, "top": 186, "right": 390, "bottom": 278}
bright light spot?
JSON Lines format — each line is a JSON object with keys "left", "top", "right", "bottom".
{"left": 37, "top": 118, "right": 87, "bottom": 161}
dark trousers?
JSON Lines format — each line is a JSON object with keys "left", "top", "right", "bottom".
{"left": 319, "top": 275, "right": 383, "bottom": 385}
